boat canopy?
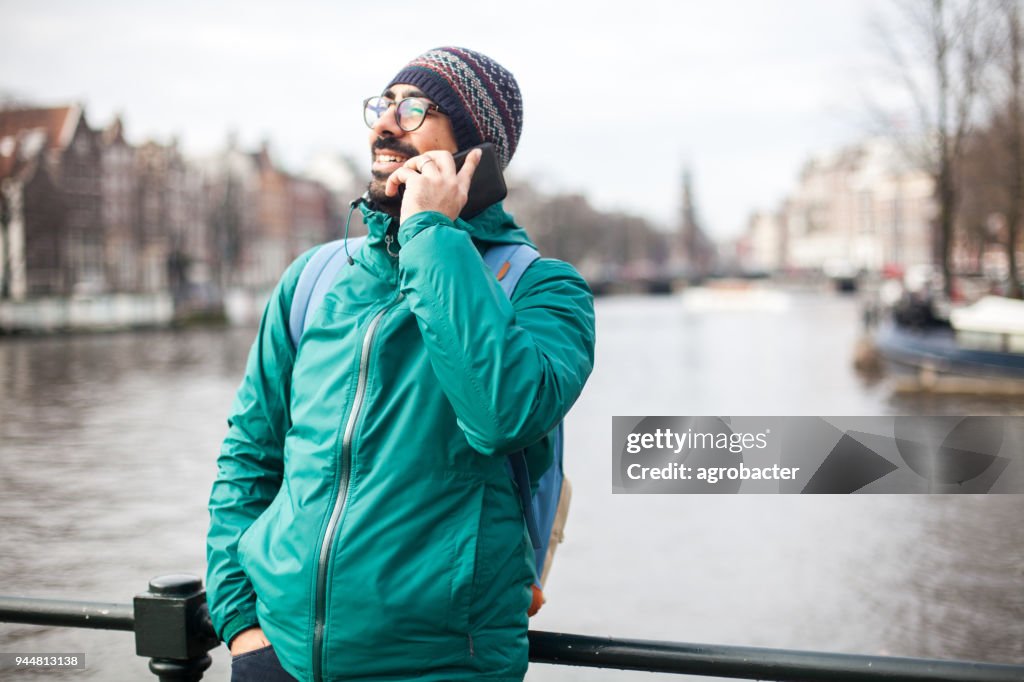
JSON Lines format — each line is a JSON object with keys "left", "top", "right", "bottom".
{"left": 950, "top": 296, "right": 1024, "bottom": 335}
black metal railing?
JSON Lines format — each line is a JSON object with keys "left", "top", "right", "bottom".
{"left": 527, "top": 631, "right": 1024, "bottom": 681}
{"left": 1, "top": 575, "right": 218, "bottom": 681}
{"left": 2, "top": 574, "right": 1023, "bottom": 681}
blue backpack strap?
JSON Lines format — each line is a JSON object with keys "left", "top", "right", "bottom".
{"left": 509, "top": 453, "right": 542, "bottom": 549}
{"left": 511, "top": 426, "right": 565, "bottom": 584}
{"left": 483, "top": 243, "right": 540, "bottom": 298}
{"left": 532, "top": 422, "right": 564, "bottom": 553}
{"left": 288, "top": 236, "right": 366, "bottom": 348}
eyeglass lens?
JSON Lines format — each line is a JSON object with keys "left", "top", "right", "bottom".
{"left": 364, "top": 97, "right": 429, "bottom": 132}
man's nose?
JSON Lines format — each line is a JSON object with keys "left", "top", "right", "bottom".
{"left": 372, "top": 103, "right": 404, "bottom": 137}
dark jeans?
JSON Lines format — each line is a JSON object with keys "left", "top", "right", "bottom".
{"left": 230, "top": 645, "right": 298, "bottom": 682}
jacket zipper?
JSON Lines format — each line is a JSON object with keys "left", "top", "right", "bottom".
{"left": 311, "top": 304, "right": 389, "bottom": 682}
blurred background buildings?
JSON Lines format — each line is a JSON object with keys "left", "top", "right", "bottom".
{"left": 2, "top": 98, "right": 1021, "bottom": 326}
{"left": 737, "top": 138, "right": 937, "bottom": 277}
{"left": 0, "top": 105, "right": 359, "bottom": 309}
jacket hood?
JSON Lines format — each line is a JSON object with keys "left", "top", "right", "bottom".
{"left": 359, "top": 200, "right": 535, "bottom": 250}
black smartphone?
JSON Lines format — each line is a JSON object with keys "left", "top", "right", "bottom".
{"left": 453, "top": 142, "right": 507, "bottom": 219}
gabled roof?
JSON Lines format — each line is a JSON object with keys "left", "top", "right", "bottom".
{"left": 0, "top": 105, "right": 80, "bottom": 181}
{"left": 103, "top": 115, "right": 126, "bottom": 146}
{"left": 0, "top": 105, "right": 79, "bottom": 151}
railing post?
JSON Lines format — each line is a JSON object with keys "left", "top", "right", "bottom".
{"left": 134, "top": 574, "right": 220, "bottom": 681}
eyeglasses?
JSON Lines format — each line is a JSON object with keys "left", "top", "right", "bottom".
{"left": 363, "top": 96, "right": 448, "bottom": 132}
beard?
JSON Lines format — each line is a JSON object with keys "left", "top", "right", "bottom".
{"left": 366, "top": 174, "right": 400, "bottom": 214}
{"left": 367, "top": 137, "right": 421, "bottom": 215}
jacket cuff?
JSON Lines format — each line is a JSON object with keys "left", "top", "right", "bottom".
{"left": 398, "top": 211, "right": 453, "bottom": 247}
{"left": 222, "top": 612, "right": 260, "bottom": 646}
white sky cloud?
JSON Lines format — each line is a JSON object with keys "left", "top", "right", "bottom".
{"left": 0, "top": 0, "right": 892, "bottom": 238}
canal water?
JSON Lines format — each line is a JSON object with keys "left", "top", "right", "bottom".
{"left": 1, "top": 290, "right": 1022, "bottom": 680}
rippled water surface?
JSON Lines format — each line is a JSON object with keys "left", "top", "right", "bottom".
{"left": 1, "top": 291, "right": 1022, "bottom": 680}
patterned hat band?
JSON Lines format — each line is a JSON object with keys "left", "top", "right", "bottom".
{"left": 387, "top": 47, "right": 523, "bottom": 169}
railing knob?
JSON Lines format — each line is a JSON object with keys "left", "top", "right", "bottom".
{"left": 148, "top": 575, "right": 204, "bottom": 598}
{"left": 135, "top": 574, "right": 220, "bottom": 681}
{"left": 149, "top": 655, "right": 212, "bottom": 682}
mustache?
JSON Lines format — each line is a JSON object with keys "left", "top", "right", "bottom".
{"left": 372, "top": 137, "right": 420, "bottom": 159}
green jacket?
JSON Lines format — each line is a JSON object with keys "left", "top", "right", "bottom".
{"left": 206, "top": 202, "right": 596, "bottom": 681}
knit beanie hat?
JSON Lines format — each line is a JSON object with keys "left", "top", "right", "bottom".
{"left": 387, "top": 47, "right": 523, "bottom": 169}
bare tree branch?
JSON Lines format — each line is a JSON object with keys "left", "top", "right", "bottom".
{"left": 871, "top": 0, "right": 993, "bottom": 295}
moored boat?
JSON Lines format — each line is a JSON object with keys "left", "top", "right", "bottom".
{"left": 874, "top": 295, "right": 1024, "bottom": 379}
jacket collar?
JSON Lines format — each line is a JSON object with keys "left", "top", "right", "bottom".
{"left": 354, "top": 199, "right": 536, "bottom": 282}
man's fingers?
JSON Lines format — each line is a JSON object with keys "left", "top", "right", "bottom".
{"left": 230, "top": 626, "right": 270, "bottom": 655}
{"left": 456, "top": 148, "right": 482, "bottom": 194}
{"left": 403, "top": 155, "right": 439, "bottom": 175}
{"left": 385, "top": 167, "right": 415, "bottom": 196}
{"left": 428, "top": 151, "right": 457, "bottom": 176}
{"left": 390, "top": 149, "right": 475, "bottom": 221}
{"left": 401, "top": 153, "right": 456, "bottom": 176}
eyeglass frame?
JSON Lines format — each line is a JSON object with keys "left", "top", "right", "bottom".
{"left": 363, "top": 95, "right": 449, "bottom": 132}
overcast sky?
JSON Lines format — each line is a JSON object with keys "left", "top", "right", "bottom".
{"left": 0, "top": 0, "right": 894, "bottom": 238}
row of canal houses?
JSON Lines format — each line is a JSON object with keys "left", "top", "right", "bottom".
{"left": 739, "top": 138, "right": 937, "bottom": 278}
{"left": 737, "top": 133, "right": 1022, "bottom": 285}
{"left": 0, "top": 104, "right": 363, "bottom": 328}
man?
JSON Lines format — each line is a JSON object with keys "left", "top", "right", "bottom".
{"left": 206, "top": 47, "right": 596, "bottom": 682}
